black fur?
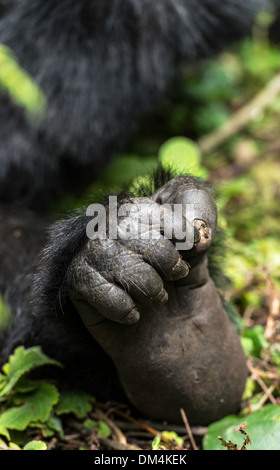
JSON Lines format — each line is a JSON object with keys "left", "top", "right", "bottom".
{"left": 0, "top": 0, "right": 265, "bottom": 204}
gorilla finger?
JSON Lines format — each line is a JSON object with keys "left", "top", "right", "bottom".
{"left": 117, "top": 198, "right": 194, "bottom": 272}
{"left": 118, "top": 235, "right": 190, "bottom": 281}
{"left": 68, "top": 262, "right": 139, "bottom": 324}
{"left": 153, "top": 178, "right": 217, "bottom": 252}
{"left": 83, "top": 239, "right": 169, "bottom": 307}
{"left": 113, "top": 257, "right": 168, "bottom": 307}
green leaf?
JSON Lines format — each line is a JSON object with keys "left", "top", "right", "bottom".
{"left": 242, "top": 325, "right": 270, "bottom": 358}
{"left": 0, "top": 425, "right": 10, "bottom": 440}
{"left": 97, "top": 421, "right": 111, "bottom": 438}
{"left": 161, "top": 431, "right": 184, "bottom": 446}
{"left": 240, "top": 337, "right": 254, "bottom": 357}
{"left": 0, "top": 383, "right": 59, "bottom": 431}
{"left": 203, "top": 404, "right": 280, "bottom": 450}
{"left": 8, "top": 442, "right": 21, "bottom": 450}
{"left": 0, "top": 45, "right": 47, "bottom": 121}
{"left": 55, "top": 390, "right": 94, "bottom": 419}
{"left": 0, "top": 346, "right": 62, "bottom": 397}
{"left": 14, "top": 378, "right": 42, "bottom": 394}
{"left": 151, "top": 431, "right": 183, "bottom": 449}
{"left": 30, "top": 413, "right": 64, "bottom": 439}
{"left": 23, "top": 440, "right": 47, "bottom": 451}
{"left": 45, "top": 414, "right": 64, "bottom": 439}
{"left": 151, "top": 435, "right": 161, "bottom": 450}
{"left": 242, "top": 377, "right": 256, "bottom": 400}
{"left": 83, "top": 418, "right": 97, "bottom": 430}
{"left": 158, "top": 136, "right": 208, "bottom": 178}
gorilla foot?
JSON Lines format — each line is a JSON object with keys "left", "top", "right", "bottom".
{"left": 67, "top": 176, "right": 247, "bottom": 425}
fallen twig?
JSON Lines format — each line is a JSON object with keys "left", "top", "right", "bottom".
{"left": 255, "top": 385, "right": 277, "bottom": 410}
{"left": 198, "top": 73, "right": 280, "bottom": 155}
{"left": 111, "top": 409, "right": 170, "bottom": 444}
{"left": 180, "top": 408, "right": 198, "bottom": 451}
{"left": 93, "top": 408, "right": 127, "bottom": 446}
{"left": 116, "top": 419, "right": 207, "bottom": 437}
{"left": 247, "top": 359, "right": 277, "bottom": 405}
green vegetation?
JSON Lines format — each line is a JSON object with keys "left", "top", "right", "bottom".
{"left": 0, "top": 45, "right": 47, "bottom": 121}
{"left": 204, "top": 405, "right": 280, "bottom": 450}
{"left": 0, "top": 346, "right": 98, "bottom": 450}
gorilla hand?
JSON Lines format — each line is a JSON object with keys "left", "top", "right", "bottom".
{"left": 66, "top": 176, "right": 247, "bottom": 425}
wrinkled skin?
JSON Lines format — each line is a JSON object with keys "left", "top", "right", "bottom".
{"left": 67, "top": 176, "right": 247, "bottom": 425}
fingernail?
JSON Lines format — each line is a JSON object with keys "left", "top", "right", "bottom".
{"left": 153, "top": 289, "right": 168, "bottom": 304}
{"left": 123, "top": 307, "right": 140, "bottom": 324}
{"left": 171, "top": 258, "right": 189, "bottom": 280}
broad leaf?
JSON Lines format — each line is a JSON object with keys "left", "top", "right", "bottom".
{"left": 203, "top": 404, "right": 280, "bottom": 450}
{"left": 98, "top": 421, "right": 111, "bottom": 438}
{"left": 23, "top": 440, "right": 47, "bottom": 450}
{"left": 242, "top": 325, "right": 270, "bottom": 358}
{"left": 0, "top": 383, "right": 59, "bottom": 431}
{"left": 0, "top": 346, "right": 62, "bottom": 396}
{"left": 0, "top": 425, "right": 10, "bottom": 441}
{"left": 55, "top": 390, "right": 94, "bottom": 419}
{"left": 158, "top": 136, "right": 208, "bottom": 179}
{"left": 30, "top": 413, "right": 64, "bottom": 439}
